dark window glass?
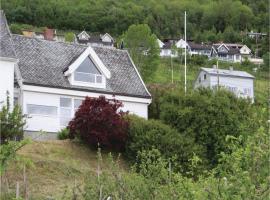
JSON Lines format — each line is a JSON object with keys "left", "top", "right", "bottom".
{"left": 76, "top": 56, "right": 101, "bottom": 74}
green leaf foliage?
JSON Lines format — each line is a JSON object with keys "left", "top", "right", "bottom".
{"left": 154, "top": 88, "right": 257, "bottom": 168}
{"left": 123, "top": 24, "right": 160, "bottom": 81}
{"left": 0, "top": 95, "right": 26, "bottom": 143}
{"left": 126, "top": 115, "right": 205, "bottom": 175}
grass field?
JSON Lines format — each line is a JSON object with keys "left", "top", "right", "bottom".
{"left": 2, "top": 140, "right": 127, "bottom": 199}
{"left": 150, "top": 57, "right": 268, "bottom": 105}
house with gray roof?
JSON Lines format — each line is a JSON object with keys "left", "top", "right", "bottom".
{"left": 75, "top": 31, "right": 114, "bottom": 47}
{"left": 210, "top": 43, "right": 252, "bottom": 63}
{"left": 175, "top": 39, "right": 212, "bottom": 57}
{"left": 194, "top": 66, "right": 254, "bottom": 102}
{"left": 0, "top": 11, "right": 151, "bottom": 138}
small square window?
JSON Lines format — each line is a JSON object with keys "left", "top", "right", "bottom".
{"left": 204, "top": 74, "right": 207, "bottom": 80}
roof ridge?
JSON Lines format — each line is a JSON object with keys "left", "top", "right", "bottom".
{"left": 12, "top": 34, "right": 124, "bottom": 52}
{"left": 12, "top": 34, "right": 89, "bottom": 48}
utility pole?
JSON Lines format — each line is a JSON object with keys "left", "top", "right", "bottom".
{"left": 171, "top": 54, "right": 174, "bottom": 84}
{"left": 184, "top": 11, "right": 187, "bottom": 95}
{"left": 217, "top": 60, "right": 220, "bottom": 90}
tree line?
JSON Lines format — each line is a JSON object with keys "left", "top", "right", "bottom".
{"left": 2, "top": 0, "right": 268, "bottom": 39}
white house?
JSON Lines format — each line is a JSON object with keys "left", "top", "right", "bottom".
{"left": 0, "top": 10, "right": 151, "bottom": 139}
{"left": 210, "top": 43, "right": 252, "bottom": 63}
{"left": 157, "top": 39, "right": 178, "bottom": 57}
{"left": 194, "top": 67, "right": 254, "bottom": 102}
{"left": 165, "top": 38, "right": 211, "bottom": 57}
{"left": 75, "top": 31, "right": 115, "bottom": 47}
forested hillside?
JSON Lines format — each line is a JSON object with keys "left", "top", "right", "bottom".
{"left": 2, "top": 0, "right": 268, "bottom": 38}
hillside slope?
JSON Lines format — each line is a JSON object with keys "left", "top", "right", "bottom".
{"left": 2, "top": 140, "right": 127, "bottom": 199}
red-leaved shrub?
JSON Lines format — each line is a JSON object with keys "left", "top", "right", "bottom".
{"left": 68, "top": 96, "right": 128, "bottom": 151}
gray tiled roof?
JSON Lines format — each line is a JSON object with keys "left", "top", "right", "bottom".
{"left": 12, "top": 34, "right": 150, "bottom": 98}
{"left": 76, "top": 33, "right": 114, "bottom": 46}
{"left": 0, "top": 10, "right": 16, "bottom": 59}
{"left": 201, "top": 67, "right": 254, "bottom": 79}
{"left": 188, "top": 42, "right": 211, "bottom": 50}
{"left": 212, "top": 44, "right": 241, "bottom": 55}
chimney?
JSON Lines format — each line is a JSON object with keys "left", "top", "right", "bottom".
{"left": 229, "top": 66, "right": 233, "bottom": 71}
{"left": 44, "top": 28, "right": 54, "bottom": 40}
{"left": 213, "top": 65, "right": 217, "bottom": 69}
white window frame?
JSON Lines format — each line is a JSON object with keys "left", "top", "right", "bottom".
{"left": 72, "top": 73, "right": 106, "bottom": 88}
{"left": 74, "top": 98, "right": 83, "bottom": 114}
{"left": 60, "top": 97, "right": 73, "bottom": 128}
{"left": 27, "top": 104, "right": 57, "bottom": 117}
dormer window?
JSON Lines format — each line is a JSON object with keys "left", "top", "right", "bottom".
{"left": 74, "top": 56, "right": 103, "bottom": 84}
{"left": 64, "top": 46, "right": 111, "bottom": 89}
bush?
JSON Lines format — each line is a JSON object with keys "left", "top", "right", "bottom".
{"left": 188, "top": 55, "right": 208, "bottom": 66}
{"left": 126, "top": 115, "right": 205, "bottom": 174}
{"left": 0, "top": 95, "right": 26, "bottom": 143}
{"left": 160, "top": 88, "right": 256, "bottom": 167}
{"left": 57, "top": 128, "right": 69, "bottom": 140}
{"left": 68, "top": 96, "right": 128, "bottom": 151}
{"left": 64, "top": 32, "right": 75, "bottom": 42}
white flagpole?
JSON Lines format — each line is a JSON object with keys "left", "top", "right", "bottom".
{"left": 184, "top": 11, "right": 187, "bottom": 95}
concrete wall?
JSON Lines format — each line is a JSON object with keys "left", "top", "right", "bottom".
{"left": 0, "top": 60, "right": 15, "bottom": 109}
{"left": 22, "top": 88, "right": 150, "bottom": 133}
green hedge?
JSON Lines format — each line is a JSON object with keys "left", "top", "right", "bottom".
{"left": 125, "top": 115, "right": 205, "bottom": 174}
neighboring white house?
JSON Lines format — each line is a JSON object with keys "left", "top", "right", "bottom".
{"left": 210, "top": 43, "right": 252, "bottom": 63}
{"left": 0, "top": 10, "right": 151, "bottom": 139}
{"left": 75, "top": 31, "right": 115, "bottom": 47}
{"left": 194, "top": 67, "right": 254, "bottom": 102}
{"left": 158, "top": 39, "right": 178, "bottom": 57}
{"left": 159, "top": 38, "right": 212, "bottom": 57}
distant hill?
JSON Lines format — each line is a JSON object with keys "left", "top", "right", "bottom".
{"left": 2, "top": 0, "right": 268, "bottom": 38}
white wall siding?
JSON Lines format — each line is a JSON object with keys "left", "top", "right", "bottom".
{"left": 22, "top": 88, "right": 150, "bottom": 133}
{"left": 194, "top": 71, "right": 211, "bottom": 88}
{"left": 23, "top": 91, "right": 60, "bottom": 132}
{"left": 210, "top": 75, "right": 254, "bottom": 101}
{"left": 0, "top": 60, "right": 15, "bottom": 109}
{"left": 120, "top": 101, "right": 148, "bottom": 119}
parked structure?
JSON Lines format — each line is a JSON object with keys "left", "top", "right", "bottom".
{"left": 75, "top": 31, "right": 114, "bottom": 47}
{"left": 210, "top": 43, "right": 252, "bottom": 63}
{"left": 0, "top": 11, "right": 151, "bottom": 138}
{"left": 194, "top": 66, "right": 254, "bottom": 102}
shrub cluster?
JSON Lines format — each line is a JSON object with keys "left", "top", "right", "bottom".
{"left": 68, "top": 96, "right": 128, "bottom": 151}
{"left": 126, "top": 115, "right": 205, "bottom": 173}
{"left": 0, "top": 95, "right": 25, "bottom": 143}
{"left": 159, "top": 88, "right": 256, "bottom": 166}
{"left": 57, "top": 128, "right": 69, "bottom": 140}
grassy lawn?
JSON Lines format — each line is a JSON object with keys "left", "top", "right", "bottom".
{"left": 150, "top": 57, "right": 268, "bottom": 105}
{"left": 2, "top": 140, "right": 127, "bottom": 199}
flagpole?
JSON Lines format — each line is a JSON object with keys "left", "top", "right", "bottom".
{"left": 184, "top": 11, "right": 187, "bottom": 95}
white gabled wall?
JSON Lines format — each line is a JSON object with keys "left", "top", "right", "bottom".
{"left": 0, "top": 59, "right": 15, "bottom": 109}
{"left": 22, "top": 86, "right": 150, "bottom": 133}
{"left": 194, "top": 71, "right": 211, "bottom": 89}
